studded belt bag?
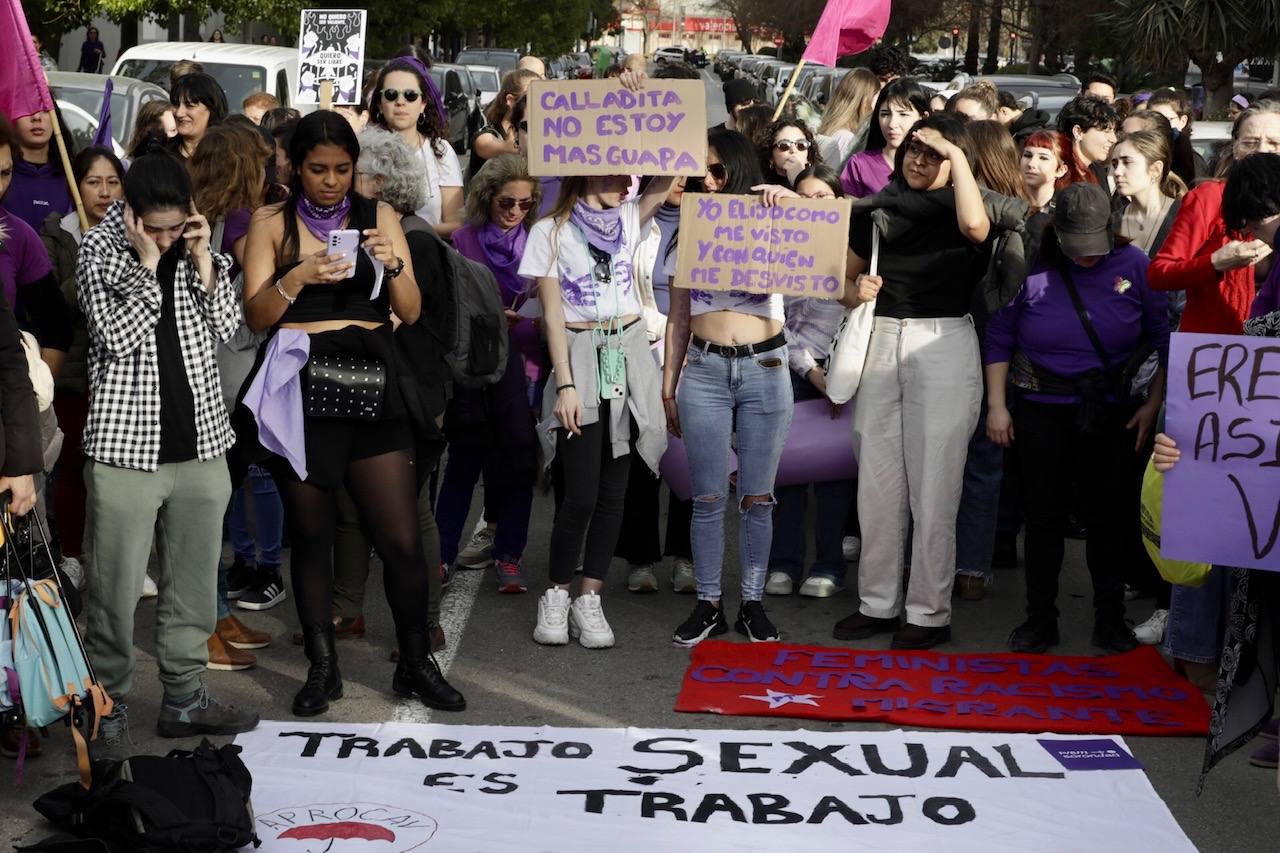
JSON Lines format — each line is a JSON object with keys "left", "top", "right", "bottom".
{"left": 304, "top": 354, "right": 386, "bottom": 420}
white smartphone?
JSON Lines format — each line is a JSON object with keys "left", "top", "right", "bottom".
{"left": 326, "top": 229, "right": 360, "bottom": 279}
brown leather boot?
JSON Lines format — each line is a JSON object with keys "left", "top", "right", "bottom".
{"left": 217, "top": 614, "right": 271, "bottom": 650}
{"left": 207, "top": 631, "right": 256, "bottom": 671}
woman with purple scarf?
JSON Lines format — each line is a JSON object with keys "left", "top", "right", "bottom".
{"left": 441, "top": 154, "right": 543, "bottom": 594}
{"left": 517, "top": 70, "right": 673, "bottom": 650}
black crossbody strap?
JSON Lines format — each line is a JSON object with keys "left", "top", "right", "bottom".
{"left": 1058, "top": 263, "right": 1113, "bottom": 372}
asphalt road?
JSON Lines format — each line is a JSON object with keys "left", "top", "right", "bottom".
{"left": 2, "top": 70, "right": 1275, "bottom": 851}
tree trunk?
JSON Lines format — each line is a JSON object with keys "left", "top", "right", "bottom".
{"left": 1026, "top": 0, "right": 1043, "bottom": 74}
{"left": 964, "top": 0, "right": 983, "bottom": 74}
{"left": 983, "top": 0, "right": 1004, "bottom": 74}
{"left": 1199, "top": 54, "right": 1241, "bottom": 119}
{"left": 1074, "top": 46, "right": 1092, "bottom": 79}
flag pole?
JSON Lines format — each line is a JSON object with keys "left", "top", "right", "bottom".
{"left": 48, "top": 109, "right": 88, "bottom": 233}
{"left": 772, "top": 59, "right": 807, "bottom": 121}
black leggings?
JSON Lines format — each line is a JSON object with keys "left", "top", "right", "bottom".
{"left": 281, "top": 449, "right": 430, "bottom": 633}
{"left": 548, "top": 403, "right": 632, "bottom": 585}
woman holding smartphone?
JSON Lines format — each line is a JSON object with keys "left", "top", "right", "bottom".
{"left": 240, "top": 110, "right": 465, "bottom": 716}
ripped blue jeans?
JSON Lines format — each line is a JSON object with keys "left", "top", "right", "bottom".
{"left": 677, "top": 339, "right": 794, "bottom": 602}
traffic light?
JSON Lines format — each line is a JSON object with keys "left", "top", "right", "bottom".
{"left": 951, "top": 27, "right": 960, "bottom": 37}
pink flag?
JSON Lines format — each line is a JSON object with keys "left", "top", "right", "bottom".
{"left": 0, "top": 0, "right": 54, "bottom": 121}
{"left": 801, "top": 0, "right": 892, "bottom": 67}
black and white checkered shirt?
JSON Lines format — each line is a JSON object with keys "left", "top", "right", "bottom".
{"left": 77, "top": 202, "right": 241, "bottom": 471}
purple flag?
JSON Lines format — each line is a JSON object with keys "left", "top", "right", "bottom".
{"left": 92, "top": 77, "right": 114, "bottom": 148}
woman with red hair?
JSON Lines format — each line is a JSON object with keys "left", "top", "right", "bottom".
{"left": 1020, "top": 130, "right": 1092, "bottom": 263}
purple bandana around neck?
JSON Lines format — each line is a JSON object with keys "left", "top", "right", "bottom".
{"left": 570, "top": 199, "right": 624, "bottom": 255}
{"left": 387, "top": 56, "right": 449, "bottom": 131}
{"left": 297, "top": 195, "right": 352, "bottom": 242}
{"left": 477, "top": 220, "right": 528, "bottom": 303}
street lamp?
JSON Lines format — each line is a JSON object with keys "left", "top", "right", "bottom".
{"left": 951, "top": 27, "right": 959, "bottom": 66}
{"left": 1008, "top": 32, "right": 1016, "bottom": 66}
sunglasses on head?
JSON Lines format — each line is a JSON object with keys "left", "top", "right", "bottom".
{"left": 773, "top": 139, "right": 811, "bottom": 153}
{"left": 905, "top": 141, "right": 945, "bottom": 164}
{"left": 496, "top": 196, "right": 534, "bottom": 211}
{"left": 706, "top": 163, "right": 727, "bottom": 181}
{"left": 381, "top": 88, "right": 421, "bottom": 103}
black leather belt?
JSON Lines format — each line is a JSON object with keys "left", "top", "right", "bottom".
{"left": 691, "top": 331, "right": 786, "bottom": 358}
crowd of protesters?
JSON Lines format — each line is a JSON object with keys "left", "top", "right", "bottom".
{"left": 0, "top": 39, "right": 1277, "bottom": 785}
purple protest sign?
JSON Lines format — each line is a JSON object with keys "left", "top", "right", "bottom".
{"left": 1163, "top": 332, "right": 1280, "bottom": 571}
{"left": 773, "top": 399, "right": 858, "bottom": 487}
{"left": 1037, "top": 738, "right": 1144, "bottom": 771}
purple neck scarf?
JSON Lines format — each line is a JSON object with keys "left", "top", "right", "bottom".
{"left": 571, "top": 200, "right": 624, "bottom": 255}
{"left": 477, "top": 221, "right": 528, "bottom": 302}
{"left": 297, "top": 195, "right": 351, "bottom": 242}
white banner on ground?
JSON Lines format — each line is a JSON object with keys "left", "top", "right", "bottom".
{"left": 237, "top": 721, "right": 1192, "bottom": 852}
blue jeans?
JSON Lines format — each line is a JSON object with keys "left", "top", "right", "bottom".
{"left": 955, "top": 397, "right": 1004, "bottom": 580}
{"left": 227, "top": 465, "right": 283, "bottom": 567}
{"left": 678, "top": 340, "right": 794, "bottom": 602}
{"left": 436, "top": 439, "right": 534, "bottom": 563}
{"left": 769, "top": 371, "right": 854, "bottom": 583}
{"left": 1163, "top": 566, "right": 1231, "bottom": 664}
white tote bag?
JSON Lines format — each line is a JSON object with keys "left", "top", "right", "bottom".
{"left": 824, "top": 226, "right": 878, "bottom": 405}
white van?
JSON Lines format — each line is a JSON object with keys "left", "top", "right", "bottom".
{"left": 112, "top": 43, "right": 300, "bottom": 110}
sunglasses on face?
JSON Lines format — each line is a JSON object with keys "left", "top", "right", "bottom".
{"left": 381, "top": 88, "right": 421, "bottom": 103}
{"left": 706, "top": 163, "right": 727, "bottom": 182}
{"left": 496, "top": 196, "right": 534, "bottom": 211}
{"left": 773, "top": 139, "right": 811, "bottom": 153}
{"left": 905, "top": 142, "right": 945, "bottom": 165}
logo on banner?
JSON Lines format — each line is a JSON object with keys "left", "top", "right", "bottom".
{"left": 740, "top": 689, "right": 824, "bottom": 708}
{"left": 257, "top": 802, "right": 438, "bottom": 851}
{"left": 1037, "top": 739, "right": 1144, "bottom": 771}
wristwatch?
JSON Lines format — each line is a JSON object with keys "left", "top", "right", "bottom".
{"left": 386, "top": 256, "right": 405, "bottom": 279}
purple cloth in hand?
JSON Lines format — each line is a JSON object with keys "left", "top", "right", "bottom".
{"left": 242, "top": 329, "right": 310, "bottom": 480}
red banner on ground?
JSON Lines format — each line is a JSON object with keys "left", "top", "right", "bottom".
{"left": 675, "top": 641, "right": 1210, "bottom": 736}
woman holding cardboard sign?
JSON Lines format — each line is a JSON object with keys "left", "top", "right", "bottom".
{"left": 663, "top": 128, "right": 795, "bottom": 648}
{"left": 519, "top": 70, "right": 673, "bottom": 650}
{"left": 832, "top": 113, "right": 990, "bottom": 651}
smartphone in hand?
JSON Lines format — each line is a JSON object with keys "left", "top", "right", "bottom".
{"left": 327, "top": 229, "right": 360, "bottom": 279}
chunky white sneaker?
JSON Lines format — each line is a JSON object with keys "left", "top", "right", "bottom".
{"left": 842, "top": 536, "right": 862, "bottom": 562}
{"left": 764, "top": 571, "right": 794, "bottom": 596}
{"left": 671, "top": 559, "right": 695, "bottom": 593}
{"left": 799, "top": 575, "right": 843, "bottom": 598}
{"left": 1133, "top": 608, "right": 1169, "bottom": 645}
{"left": 569, "top": 591, "right": 615, "bottom": 649}
{"left": 533, "top": 588, "right": 570, "bottom": 645}
{"left": 457, "top": 521, "right": 496, "bottom": 569}
{"left": 627, "top": 563, "right": 658, "bottom": 593}
{"left": 140, "top": 574, "right": 158, "bottom": 599}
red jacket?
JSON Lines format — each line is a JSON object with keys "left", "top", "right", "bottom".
{"left": 1148, "top": 180, "right": 1253, "bottom": 334}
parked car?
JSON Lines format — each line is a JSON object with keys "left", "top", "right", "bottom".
{"left": 751, "top": 59, "right": 785, "bottom": 103}
{"left": 654, "top": 46, "right": 685, "bottom": 66}
{"left": 428, "top": 64, "right": 472, "bottom": 154}
{"left": 762, "top": 62, "right": 797, "bottom": 106}
{"left": 1191, "top": 121, "right": 1232, "bottom": 172}
{"left": 47, "top": 72, "right": 168, "bottom": 154}
{"left": 738, "top": 56, "right": 765, "bottom": 81}
{"left": 56, "top": 100, "right": 126, "bottom": 159}
{"left": 454, "top": 48, "right": 520, "bottom": 75}
{"left": 445, "top": 63, "right": 484, "bottom": 142}
{"left": 715, "top": 50, "right": 746, "bottom": 80}
{"left": 466, "top": 65, "right": 501, "bottom": 110}
{"left": 112, "top": 43, "right": 299, "bottom": 109}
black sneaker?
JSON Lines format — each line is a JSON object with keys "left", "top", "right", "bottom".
{"left": 225, "top": 557, "right": 255, "bottom": 600}
{"left": 236, "top": 566, "right": 286, "bottom": 611}
{"left": 673, "top": 601, "right": 728, "bottom": 648}
{"left": 735, "top": 600, "right": 780, "bottom": 642}
{"left": 1092, "top": 620, "right": 1139, "bottom": 654}
{"left": 1009, "top": 620, "right": 1059, "bottom": 653}
{"left": 156, "top": 684, "right": 259, "bottom": 738}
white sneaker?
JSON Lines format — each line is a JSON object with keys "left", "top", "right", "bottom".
{"left": 569, "top": 591, "right": 615, "bottom": 648}
{"left": 59, "top": 556, "right": 85, "bottom": 590}
{"left": 842, "top": 536, "right": 862, "bottom": 562}
{"left": 140, "top": 574, "right": 158, "bottom": 599}
{"left": 799, "top": 575, "right": 843, "bottom": 598}
{"left": 672, "top": 559, "right": 695, "bottom": 593}
{"left": 457, "top": 521, "right": 496, "bottom": 569}
{"left": 1133, "top": 608, "right": 1169, "bottom": 645}
{"left": 764, "top": 571, "right": 794, "bottom": 596}
{"left": 627, "top": 563, "right": 658, "bottom": 593}
{"left": 533, "top": 588, "right": 570, "bottom": 645}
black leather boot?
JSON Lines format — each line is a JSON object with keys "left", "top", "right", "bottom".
{"left": 293, "top": 625, "right": 342, "bottom": 716}
{"left": 393, "top": 626, "right": 466, "bottom": 711}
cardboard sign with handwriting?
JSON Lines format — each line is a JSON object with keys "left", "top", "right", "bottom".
{"left": 527, "top": 79, "right": 706, "bottom": 177}
{"left": 673, "top": 193, "right": 851, "bottom": 299}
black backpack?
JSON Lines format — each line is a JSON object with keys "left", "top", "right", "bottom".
{"left": 25, "top": 739, "right": 259, "bottom": 852}
{"left": 400, "top": 215, "right": 508, "bottom": 389}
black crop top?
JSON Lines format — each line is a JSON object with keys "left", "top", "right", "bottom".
{"left": 275, "top": 193, "right": 393, "bottom": 325}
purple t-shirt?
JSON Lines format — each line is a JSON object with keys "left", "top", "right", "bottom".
{"left": 985, "top": 245, "right": 1170, "bottom": 403}
{"left": 2, "top": 160, "right": 73, "bottom": 232}
{"left": 1252, "top": 257, "right": 1280, "bottom": 319}
{"left": 840, "top": 149, "right": 893, "bottom": 199}
{"left": 0, "top": 208, "right": 54, "bottom": 310}
{"left": 221, "top": 207, "right": 252, "bottom": 278}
